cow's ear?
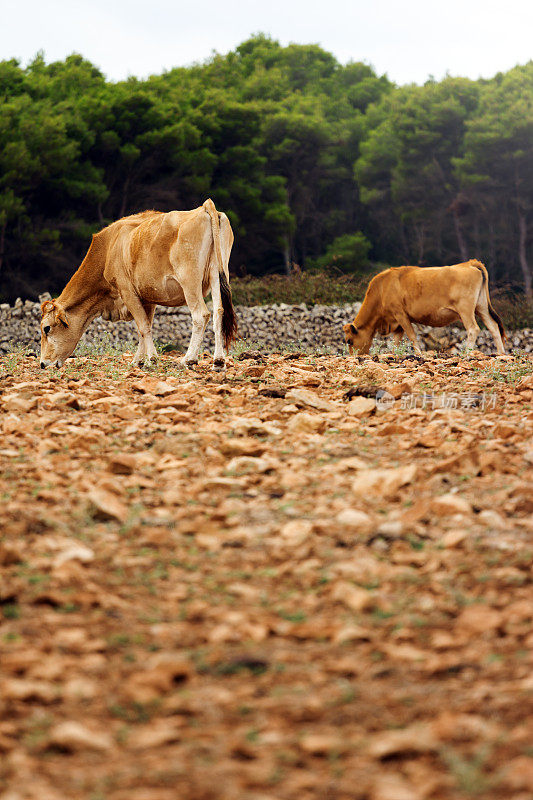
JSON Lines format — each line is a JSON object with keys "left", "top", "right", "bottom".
{"left": 41, "top": 300, "right": 54, "bottom": 315}
{"left": 350, "top": 324, "right": 358, "bottom": 335}
{"left": 55, "top": 307, "right": 69, "bottom": 328}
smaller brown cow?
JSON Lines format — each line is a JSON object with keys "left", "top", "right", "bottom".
{"left": 343, "top": 260, "right": 505, "bottom": 356}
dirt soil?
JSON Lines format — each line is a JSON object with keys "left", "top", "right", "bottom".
{"left": 1, "top": 348, "right": 532, "bottom": 800}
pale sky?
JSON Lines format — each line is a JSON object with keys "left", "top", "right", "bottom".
{"left": 1, "top": 0, "right": 532, "bottom": 85}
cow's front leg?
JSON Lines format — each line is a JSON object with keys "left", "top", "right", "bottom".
{"left": 392, "top": 330, "right": 404, "bottom": 347}
{"left": 119, "top": 293, "right": 157, "bottom": 366}
{"left": 395, "top": 314, "right": 423, "bottom": 356}
{"left": 133, "top": 339, "right": 146, "bottom": 365}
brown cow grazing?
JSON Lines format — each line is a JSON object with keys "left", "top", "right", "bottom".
{"left": 343, "top": 259, "right": 506, "bottom": 356}
{"left": 40, "top": 199, "right": 237, "bottom": 371}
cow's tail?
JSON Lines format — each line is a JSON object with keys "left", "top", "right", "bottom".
{"left": 471, "top": 259, "right": 506, "bottom": 341}
{"left": 203, "top": 198, "right": 238, "bottom": 349}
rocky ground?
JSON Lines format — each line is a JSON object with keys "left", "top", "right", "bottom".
{"left": 0, "top": 346, "right": 532, "bottom": 800}
{"left": 2, "top": 297, "right": 532, "bottom": 355}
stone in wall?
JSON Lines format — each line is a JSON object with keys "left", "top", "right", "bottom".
{"left": 0, "top": 300, "right": 531, "bottom": 356}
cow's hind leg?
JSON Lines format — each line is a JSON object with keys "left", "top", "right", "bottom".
{"left": 456, "top": 302, "right": 480, "bottom": 352}
{"left": 475, "top": 294, "right": 505, "bottom": 355}
{"left": 209, "top": 264, "right": 226, "bottom": 370}
{"left": 180, "top": 285, "right": 210, "bottom": 367}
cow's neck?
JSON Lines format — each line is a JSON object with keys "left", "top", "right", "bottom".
{"left": 57, "top": 236, "right": 109, "bottom": 321}
{"left": 354, "top": 295, "right": 379, "bottom": 332}
{"left": 352, "top": 296, "right": 381, "bottom": 352}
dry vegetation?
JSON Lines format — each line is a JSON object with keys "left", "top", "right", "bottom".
{"left": 229, "top": 271, "right": 533, "bottom": 330}
{"left": 230, "top": 271, "right": 374, "bottom": 307}
{"left": 1, "top": 345, "right": 532, "bottom": 800}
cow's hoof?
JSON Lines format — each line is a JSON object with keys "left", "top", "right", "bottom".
{"left": 180, "top": 358, "right": 198, "bottom": 368}
{"left": 213, "top": 358, "right": 226, "bottom": 372}
{"left": 134, "top": 357, "right": 156, "bottom": 367}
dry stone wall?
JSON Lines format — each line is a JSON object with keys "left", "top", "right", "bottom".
{"left": 1, "top": 297, "right": 532, "bottom": 355}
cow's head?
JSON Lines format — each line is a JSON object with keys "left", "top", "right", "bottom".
{"left": 343, "top": 322, "right": 372, "bottom": 355}
{"left": 40, "top": 300, "right": 80, "bottom": 368}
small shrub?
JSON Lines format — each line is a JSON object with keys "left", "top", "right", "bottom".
{"left": 230, "top": 267, "right": 379, "bottom": 306}
{"left": 310, "top": 232, "right": 371, "bottom": 274}
{"left": 491, "top": 288, "right": 533, "bottom": 329}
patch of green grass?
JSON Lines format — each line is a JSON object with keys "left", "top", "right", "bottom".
{"left": 487, "top": 351, "right": 532, "bottom": 384}
{"left": 2, "top": 631, "right": 20, "bottom": 642}
{"left": 106, "top": 633, "right": 144, "bottom": 650}
{"left": 370, "top": 336, "right": 417, "bottom": 356}
{"left": 0, "top": 344, "right": 35, "bottom": 375}
{"left": 485, "top": 652, "right": 504, "bottom": 664}
{"left": 407, "top": 534, "right": 425, "bottom": 551}
{"left": 211, "top": 658, "right": 269, "bottom": 677}
{"left": 410, "top": 615, "right": 429, "bottom": 628}
{"left": 388, "top": 338, "right": 413, "bottom": 357}
{"left": 371, "top": 608, "right": 395, "bottom": 621}
{"left": 16, "top": 563, "right": 50, "bottom": 586}
{"left": 328, "top": 682, "right": 358, "bottom": 706}
{"left": 441, "top": 745, "right": 496, "bottom": 796}
{"left": 2, "top": 603, "right": 20, "bottom": 619}
{"left": 277, "top": 609, "right": 307, "bottom": 623}
{"left": 23, "top": 714, "right": 53, "bottom": 751}
{"left": 76, "top": 332, "right": 135, "bottom": 358}
{"left": 109, "top": 701, "right": 158, "bottom": 723}
{"left": 55, "top": 602, "right": 81, "bottom": 614}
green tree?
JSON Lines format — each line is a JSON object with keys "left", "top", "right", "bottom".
{"left": 310, "top": 232, "right": 371, "bottom": 273}
{"left": 356, "top": 78, "right": 479, "bottom": 265}
{"left": 455, "top": 63, "right": 533, "bottom": 295}
{"left": 0, "top": 86, "right": 105, "bottom": 295}
{"left": 1, "top": 39, "right": 530, "bottom": 302}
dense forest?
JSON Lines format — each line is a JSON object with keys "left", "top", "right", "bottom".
{"left": 0, "top": 34, "right": 532, "bottom": 302}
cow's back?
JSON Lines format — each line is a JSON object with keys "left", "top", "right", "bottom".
{"left": 103, "top": 206, "right": 213, "bottom": 304}
{"left": 397, "top": 264, "right": 482, "bottom": 303}
{"left": 393, "top": 264, "right": 484, "bottom": 325}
